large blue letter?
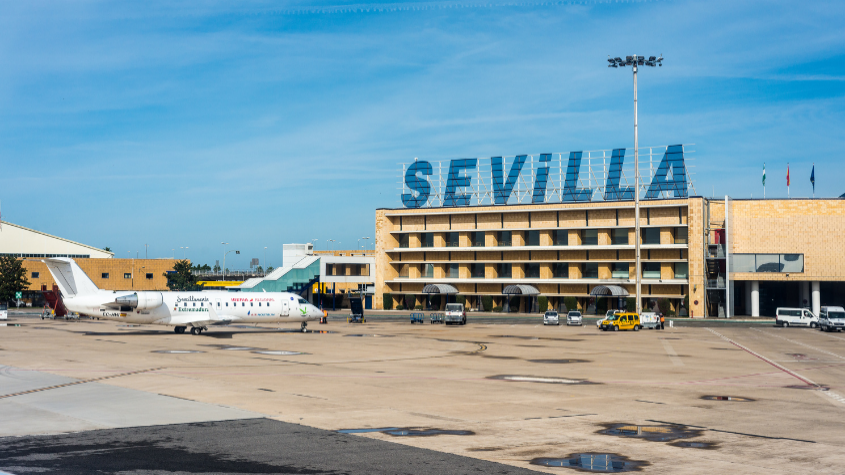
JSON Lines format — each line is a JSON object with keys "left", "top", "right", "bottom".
{"left": 444, "top": 158, "right": 477, "bottom": 207}
{"left": 401, "top": 161, "right": 432, "bottom": 208}
{"left": 492, "top": 155, "right": 527, "bottom": 204}
{"left": 645, "top": 144, "right": 688, "bottom": 199}
{"left": 532, "top": 154, "right": 552, "bottom": 203}
{"left": 604, "top": 148, "right": 634, "bottom": 201}
{"left": 561, "top": 152, "right": 592, "bottom": 202}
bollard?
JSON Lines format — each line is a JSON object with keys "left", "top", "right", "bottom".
{"left": 669, "top": 320, "right": 674, "bottom": 328}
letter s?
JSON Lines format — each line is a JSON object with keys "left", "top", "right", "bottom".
{"left": 402, "top": 161, "right": 432, "bottom": 208}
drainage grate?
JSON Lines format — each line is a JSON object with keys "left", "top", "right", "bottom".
{"left": 530, "top": 453, "right": 647, "bottom": 472}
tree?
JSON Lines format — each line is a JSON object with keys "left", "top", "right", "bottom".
{"left": 266, "top": 266, "right": 274, "bottom": 273}
{"left": 256, "top": 265, "right": 263, "bottom": 274}
{"left": 213, "top": 263, "right": 221, "bottom": 272}
{"left": 482, "top": 295, "right": 493, "bottom": 312}
{"left": 538, "top": 296, "right": 548, "bottom": 313}
{"left": 164, "top": 259, "right": 203, "bottom": 291}
{"left": 0, "top": 257, "right": 30, "bottom": 304}
{"left": 383, "top": 293, "right": 393, "bottom": 310}
{"left": 103, "top": 246, "right": 112, "bottom": 252}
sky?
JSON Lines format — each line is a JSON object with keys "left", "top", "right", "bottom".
{"left": 2, "top": 0, "right": 844, "bottom": 269}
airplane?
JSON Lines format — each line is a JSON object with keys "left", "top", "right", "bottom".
{"left": 42, "top": 258, "right": 324, "bottom": 335}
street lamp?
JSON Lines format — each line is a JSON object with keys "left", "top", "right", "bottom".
{"left": 180, "top": 247, "right": 188, "bottom": 259}
{"left": 222, "top": 242, "right": 239, "bottom": 281}
{"left": 608, "top": 54, "right": 663, "bottom": 315}
{"left": 172, "top": 249, "right": 175, "bottom": 259}
{"left": 358, "top": 237, "right": 370, "bottom": 254}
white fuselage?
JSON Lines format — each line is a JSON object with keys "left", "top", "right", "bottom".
{"left": 65, "top": 290, "right": 322, "bottom": 327}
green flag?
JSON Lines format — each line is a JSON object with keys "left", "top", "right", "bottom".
{"left": 762, "top": 163, "right": 766, "bottom": 186}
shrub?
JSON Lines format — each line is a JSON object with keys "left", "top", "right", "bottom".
{"left": 538, "top": 296, "right": 548, "bottom": 313}
{"left": 414, "top": 305, "right": 423, "bottom": 310}
{"left": 396, "top": 305, "right": 404, "bottom": 311}
{"left": 595, "top": 297, "right": 607, "bottom": 315}
{"left": 383, "top": 293, "right": 393, "bottom": 310}
{"left": 404, "top": 294, "right": 415, "bottom": 309}
{"left": 492, "top": 306, "right": 503, "bottom": 312}
{"left": 657, "top": 298, "right": 671, "bottom": 316}
{"left": 456, "top": 295, "right": 466, "bottom": 306}
{"left": 564, "top": 296, "right": 578, "bottom": 312}
{"left": 482, "top": 295, "right": 493, "bottom": 312}
{"left": 683, "top": 294, "right": 689, "bottom": 310}
{"left": 626, "top": 297, "right": 636, "bottom": 312}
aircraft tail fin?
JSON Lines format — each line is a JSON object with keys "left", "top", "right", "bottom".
{"left": 42, "top": 258, "right": 99, "bottom": 298}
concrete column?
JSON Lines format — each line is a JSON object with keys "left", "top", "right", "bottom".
{"left": 801, "top": 281, "right": 810, "bottom": 308}
{"left": 751, "top": 281, "right": 760, "bottom": 317}
{"left": 744, "top": 282, "right": 752, "bottom": 316}
{"left": 812, "top": 281, "right": 821, "bottom": 316}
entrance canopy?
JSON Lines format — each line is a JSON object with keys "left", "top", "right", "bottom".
{"left": 589, "top": 285, "right": 630, "bottom": 297}
{"left": 502, "top": 285, "right": 540, "bottom": 296}
{"left": 422, "top": 284, "right": 459, "bottom": 294}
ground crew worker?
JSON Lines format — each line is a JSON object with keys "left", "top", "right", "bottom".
{"left": 659, "top": 314, "right": 665, "bottom": 330}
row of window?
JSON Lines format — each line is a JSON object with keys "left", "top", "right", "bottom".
{"left": 182, "top": 301, "right": 271, "bottom": 307}
{"left": 398, "top": 228, "right": 687, "bottom": 248}
{"left": 3, "top": 253, "right": 90, "bottom": 258}
{"left": 30, "top": 271, "right": 156, "bottom": 280}
{"left": 400, "top": 262, "right": 688, "bottom": 279}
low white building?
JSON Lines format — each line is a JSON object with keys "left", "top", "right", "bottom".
{"left": 0, "top": 221, "right": 113, "bottom": 259}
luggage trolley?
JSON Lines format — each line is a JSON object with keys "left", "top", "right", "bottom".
{"left": 410, "top": 313, "right": 425, "bottom": 324}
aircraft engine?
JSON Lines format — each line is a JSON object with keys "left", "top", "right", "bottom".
{"left": 115, "top": 292, "right": 164, "bottom": 310}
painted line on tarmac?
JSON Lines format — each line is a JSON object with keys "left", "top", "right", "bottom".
{"left": 0, "top": 367, "right": 164, "bottom": 400}
{"left": 645, "top": 419, "right": 815, "bottom": 444}
{"left": 661, "top": 339, "right": 684, "bottom": 366}
{"left": 751, "top": 328, "right": 845, "bottom": 361}
{"left": 705, "top": 328, "right": 818, "bottom": 387}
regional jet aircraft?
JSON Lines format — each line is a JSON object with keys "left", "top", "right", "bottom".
{"left": 42, "top": 258, "right": 324, "bottom": 334}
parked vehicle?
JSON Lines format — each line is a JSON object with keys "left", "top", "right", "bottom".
{"left": 444, "top": 303, "right": 467, "bottom": 325}
{"left": 566, "top": 311, "right": 583, "bottom": 326}
{"left": 543, "top": 310, "right": 560, "bottom": 325}
{"left": 775, "top": 307, "right": 817, "bottom": 328}
{"left": 430, "top": 313, "right": 445, "bottom": 324}
{"left": 598, "top": 309, "right": 622, "bottom": 328}
{"left": 599, "top": 312, "right": 641, "bottom": 331}
{"left": 819, "top": 306, "right": 845, "bottom": 332}
{"left": 0, "top": 303, "right": 6, "bottom": 320}
{"left": 640, "top": 312, "right": 661, "bottom": 330}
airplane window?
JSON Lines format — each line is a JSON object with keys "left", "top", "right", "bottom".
{"left": 242, "top": 302, "right": 245, "bottom": 307}
{"left": 217, "top": 302, "right": 220, "bottom": 307}
{"left": 184, "top": 303, "right": 187, "bottom": 307}
{"left": 201, "top": 303, "right": 204, "bottom": 306}
{"left": 193, "top": 303, "right": 196, "bottom": 307}
{"left": 250, "top": 302, "right": 253, "bottom": 307}
{"left": 225, "top": 302, "right": 228, "bottom": 307}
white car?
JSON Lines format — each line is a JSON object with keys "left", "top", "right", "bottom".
{"left": 819, "top": 306, "right": 845, "bottom": 332}
{"left": 775, "top": 307, "right": 818, "bottom": 328}
{"left": 543, "top": 310, "right": 560, "bottom": 325}
{"left": 566, "top": 311, "right": 583, "bottom": 326}
{"left": 598, "top": 309, "right": 620, "bottom": 328}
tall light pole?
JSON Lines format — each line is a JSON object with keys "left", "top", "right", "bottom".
{"left": 145, "top": 244, "right": 148, "bottom": 259}
{"left": 222, "top": 242, "right": 239, "bottom": 281}
{"left": 608, "top": 54, "right": 662, "bottom": 315}
{"left": 180, "top": 247, "right": 188, "bottom": 259}
{"left": 358, "top": 237, "right": 370, "bottom": 254}
{"left": 264, "top": 247, "right": 267, "bottom": 276}
{"left": 172, "top": 249, "right": 175, "bottom": 259}
{"left": 327, "top": 239, "right": 336, "bottom": 252}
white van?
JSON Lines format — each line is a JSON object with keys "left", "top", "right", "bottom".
{"left": 819, "top": 306, "right": 845, "bottom": 332}
{"left": 775, "top": 307, "right": 818, "bottom": 328}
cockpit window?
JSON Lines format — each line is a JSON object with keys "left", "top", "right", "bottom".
{"left": 298, "top": 298, "right": 307, "bottom": 304}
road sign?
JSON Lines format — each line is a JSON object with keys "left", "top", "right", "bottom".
{"left": 15, "top": 292, "right": 21, "bottom": 299}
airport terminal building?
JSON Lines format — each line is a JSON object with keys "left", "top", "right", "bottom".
{"left": 374, "top": 147, "right": 845, "bottom": 318}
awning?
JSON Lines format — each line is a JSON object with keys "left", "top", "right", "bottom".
{"left": 502, "top": 285, "right": 540, "bottom": 296}
{"left": 589, "top": 285, "right": 630, "bottom": 297}
{"left": 422, "top": 284, "right": 459, "bottom": 294}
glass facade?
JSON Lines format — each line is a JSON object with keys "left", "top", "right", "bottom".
{"left": 497, "top": 231, "right": 512, "bottom": 247}
{"left": 583, "top": 263, "right": 599, "bottom": 279}
{"left": 642, "top": 228, "right": 661, "bottom": 245}
{"left": 471, "top": 231, "right": 485, "bottom": 247}
{"left": 674, "top": 227, "right": 688, "bottom": 244}
{"left": 554, "top": 263, "right": 569, "bottom": 278}
{"left": 611, "top": 228, "right": 629, "bottom": 245}
{"left": 470, "top": 263, "right": 485, "bottom": 278}
{"left": 525, "top": 263, "right": 540, "bottom": 278}
{"left": 642, "top": 263, "right": 661, "bottom": 279}
{"left": 731, "top": 254, "right": 804, "bottom": 273}
{"left": 421, "top": 233, "right": 434, "bottom": 248}
{"left": 612, "top": 263, "right": 629, "bottom": 278}
{"left": 582, "top": 229, "right": 598, "bottom": 246}
{"left": 526, "top": 230, "right": 541, "bottom": 246}
{"left": 674, "top": 262, "right": 688, "bottom": 279}
{"left": 497, "top": 263, "right": 512, "bottom": 278}
{"left": 445, "top": 232, "right": 459, "bottom": 247}
{"left": 553, "top": 229, "right": 568, "bottom": 246}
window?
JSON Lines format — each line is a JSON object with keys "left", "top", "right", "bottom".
{"left": 217, "top": 302, "right": 221, "bottom": 307}
{"left": 612, "top": 263, "right": 629, "bottom": 279}
{"left": 242, "top": 302, "right": 245, "bottom": 306}
{"left": 101, "top": 273, "right": 109, "bottom": 279}
{"left": 124, "top": 273, "right": 132, "bottom": 279}
{"left": 445, "top": 232, "right": 459, "bottom": 247}
{"left": 448, "top": 263, "right": 459, "bottom": 278}
{"left": 582, "top": 263, "right": 599, "bottom": 279}
{"left": 471, "top": 231, "right": 485, "bottom": 247}
{"left": 398, "top": 234, "right": 409, "bottom": 248}
{"left": 731, "top": 254, "right": 804, "bottom": 273}
{"left": 200, "top": 302, "right": 204, "bottom": 306}
{"left": 611, "top": 229, "right": 629, "bottom": 245}
{"left": 226, "top": 302, "right": 229, "bottom": 307}
{"left": 524, "top": 263, "right": 540, "bottom": 278}
{"left": 497, "top": 263, "right": 512, "bottom": 278}
{"left": 193, "top": 303, "right": 196, "bottom": 307}
{"left": 423, "top": 263, "right": 434, "bottom": 278}
{"left": 258, "top": 302, "right": 261, "bottom": 307}
{"left": 419, "top": 233, "right": 434, "bottom": 248}
{"left": 582, "top": 229, "right": 598, "bottom": 246}
{"left": 553, "top": 230, "right": 568, "bottom": 246}
{"left": 642, "top": 263, "right": 661, "bottom": 279}
{"left": 674, "top": 262, "right": 689, "bottom": 279}
{"left": 526, "top": 230, "right": 540, "bottom": 246}
{"left": 298, "top": 298, "right": 307, "bottom": 304}
{"left": 642, "top": 228, "right": 661, "bottom": 245}
{"left": 554, "top": 263, "right": 569, "bottom": 278}
{"left": 470, "top": 263, "right": 485, "bottom": 278}
{"left": 31, "top": 272, "right": 40, "bottom": 278}
{"left": 674, "top": 227, "right": 688, "bottom": 244}
{"left": 250, "top": 302, "right": 253, "bottom": 306}
{"left": 497, "top": 231, "right": 512, "bottom": 247}
{"left": 184, "top": 303, "right": 187, "bottom": 307}
{"left": 145, "top": 273, "right": 153, "bottom": 279}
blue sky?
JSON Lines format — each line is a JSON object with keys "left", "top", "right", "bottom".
{"left": 2, "top": 0, "right": 844, "bottom": 268}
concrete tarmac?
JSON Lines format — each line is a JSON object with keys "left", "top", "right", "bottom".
{"left": 1, "top": 316, "right": 844, "bottom": 474}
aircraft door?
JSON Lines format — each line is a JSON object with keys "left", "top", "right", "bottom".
{"left": 281, "top": 300, "right": 289, "bottom": 316}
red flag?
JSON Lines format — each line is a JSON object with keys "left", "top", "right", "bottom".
{"left": 787, "top": 165, "right": 790, "bottom": 186}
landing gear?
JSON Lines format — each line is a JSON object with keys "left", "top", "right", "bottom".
{"left": 300, "top": 322, "right": 308, "bottom": 333}
{"left": 190, "top": 327, "right": 205, "bottom": 335}
{"left": 174, "top": 326, "right": 187, "bottom": 334}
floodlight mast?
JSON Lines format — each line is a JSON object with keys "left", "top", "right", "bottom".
{"left": 607, "top": 54, "right": 663, "bottom": 315}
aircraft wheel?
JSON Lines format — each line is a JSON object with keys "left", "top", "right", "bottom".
{"left": 190, "top": 327, "right": 200, "bottom": 335}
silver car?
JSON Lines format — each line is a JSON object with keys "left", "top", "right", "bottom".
{"left": 566, "top": 311, "right": 583, "bottom": 326}
{"left": 543, "top": 310, "right": 560, "bottom": 325}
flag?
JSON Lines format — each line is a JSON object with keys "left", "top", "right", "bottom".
{"left": 762, "top": 163, "right": 766, "bottom": 186}
{"left": 787, "top": 164, "right": 790, "bottom": 186}
{"left": 811, "top": 165, "right": 815, "bottom": 192}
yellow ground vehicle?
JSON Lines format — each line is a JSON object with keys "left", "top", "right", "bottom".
{"left": 599, "top": 312, "right": 641, "bottom": 332}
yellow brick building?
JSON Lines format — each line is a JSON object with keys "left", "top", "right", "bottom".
{"left": 374, "top": 198, "right": 845, "bottom": 318}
